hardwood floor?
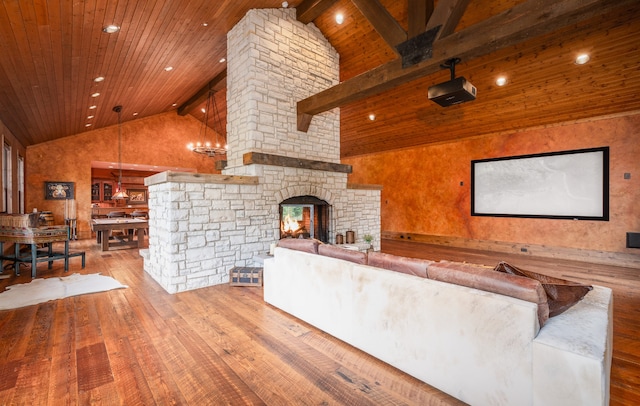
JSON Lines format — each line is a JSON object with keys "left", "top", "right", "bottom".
{"left": 0, "top": 240, "right": 461, "bottom": 405}
{"left": 0, "top": 238, "right": 638, "bottom": 405}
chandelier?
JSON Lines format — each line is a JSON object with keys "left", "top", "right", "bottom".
{"left": 187, "top": 88, "right": 227, "bottom": 157}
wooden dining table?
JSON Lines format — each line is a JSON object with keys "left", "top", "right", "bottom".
{"left": 91, "top": 218, "right": 148, "bottom": 251}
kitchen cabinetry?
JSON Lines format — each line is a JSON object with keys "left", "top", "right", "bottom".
{"left": 91, "top": 180, "right": 114, "bottom": 202}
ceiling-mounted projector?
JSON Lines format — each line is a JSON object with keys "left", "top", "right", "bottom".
{"left": 428, "top": 58, "right": 477, "bottom": 107}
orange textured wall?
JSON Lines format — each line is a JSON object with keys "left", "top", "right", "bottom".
{"left": 345, "top": 113, "right": 640, "bottom": 254}
{"left": 26, "top": 112, "right": 221, "bottom": 237}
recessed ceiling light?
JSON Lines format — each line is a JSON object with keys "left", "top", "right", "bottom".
{"left": 87, "top": 115, "right": 94, "bottom": 119}
{"left": 368, "top": 113, "right": 376, "bottom": 121}
{"left": 172, "top": 103, "right": 177, "bottom": 107}
{"left": 133, "top": 112, "right": 138, "bottom": 116}
{"left": 496, "top": 76, "right": 507, "bottom": 86}
{"left": 202, "top": 22, "right": 208, "bottom": 27}
{"left": 164, "top": 66, "right": 173, "bottom": 72}
{"left": 219, "top": 58, "right": 226, "bottom": 63}
{"left": 282, "top": 2, "right": 289, "bottom": 8}
{"left": 335, "top": 13, "right": 344, "bottom": 24}
{"left": 102, "top": 25, "right": 120, "bottom": 34}
{"left": 85, "top": 123, "right": 92, "bottom": 127}
{"left": 93, "top": 76, "right": 105, "bottom": 82}
{"left": 89, "top": 105, "right": 97, "bottom": 109}
{"left": 91, "top": 92, "right": 100, "bottom": 97}
{"left": 201, "top": 108, "right": 206, "bottom": 113}
{"left": 575, "top": 53, "right": 590, "bottom": 65}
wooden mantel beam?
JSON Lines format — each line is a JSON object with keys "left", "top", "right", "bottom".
{"left": 297, "top": 0, "right": 629, "bottom": 132}
{"left": 177, "top": 69, "right": 227, "bottom": 116}
{"left": 243, "top": 152, "right": 352, "bottom": 173}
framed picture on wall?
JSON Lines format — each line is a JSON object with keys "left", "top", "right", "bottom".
{"left": 127, "top": 189, "right": 147, "bottom": 204}
{"left": 44, "top": 181, "right": 75, "bottom": 200}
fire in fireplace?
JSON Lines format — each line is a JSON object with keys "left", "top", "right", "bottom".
{"left": 279, "top": 196, "right": 330, "bottom": 242}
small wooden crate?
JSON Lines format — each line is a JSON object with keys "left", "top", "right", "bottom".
{"left": 229, "top": 266, "right": 263, "bottom": 287}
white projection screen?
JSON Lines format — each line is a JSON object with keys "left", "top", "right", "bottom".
{"left": 471, "top": 147, "right": 609, "bottom": 220}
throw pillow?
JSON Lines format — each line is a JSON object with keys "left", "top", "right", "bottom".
{"left": 494, "top": 261, "right": 592, "bottom": 317}
{"left": 367, "top": 251, "right": 433, "bottom": 278}
{"left": 429, "top": 261, "right": 549, "bottom": 327}
{"left": 277, "top": 238, "right": 322, "bottom": 254}
{"left": 318, "top": 244, "right": 367, "bottom": 264}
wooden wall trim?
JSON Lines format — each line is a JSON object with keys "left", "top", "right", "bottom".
{"left": 381, "top": 231, "right": 640, "bottom": 269}
{"left": 347, "top": 183, "right": 383, "bottom": 190}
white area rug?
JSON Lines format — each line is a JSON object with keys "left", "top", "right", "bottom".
{"left": 0, "top": 273, "right": 127, "bottom": 310}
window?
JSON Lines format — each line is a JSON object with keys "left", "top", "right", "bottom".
{"left": 17, "top": 154, "right": 24, "bottom": 213}
{"left": 3, "top": 142, "right": 11, "bottom": 213}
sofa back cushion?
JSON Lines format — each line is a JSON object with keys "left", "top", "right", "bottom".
{"left": 428, "top": 261, "right": 550, "bottom": 327}
{"left": 318, "top": 244, "right": 368, "bottom": 265}
{"left": 367, "top": 251, "right": 433, "bottom": 278}
{"left": 494, "top": 261, "right": 592, "bottom": 317}
{"left": 277, "top": 238, "right": 321, "bottom": 254}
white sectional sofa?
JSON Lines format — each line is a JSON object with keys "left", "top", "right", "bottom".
{"left": 263, "top": 240, "right": 613, "bottom": 406}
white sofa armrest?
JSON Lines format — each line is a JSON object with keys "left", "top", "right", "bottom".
{"left": 532, "top": 285, "right": 613, "bottom": 406}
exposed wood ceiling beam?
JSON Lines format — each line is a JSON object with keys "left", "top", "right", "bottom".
{"left": 407, "top": 0, "right": 434, "bottom": 38}
{"left": 427, "top": 0, "right": 471, "bottom": 40}
{"left": 350, "top": 0, "right": 407, "bottom": 50}
{"left": 394, "top": 0, "right": 468, "bottom": 70}
{"left": 297, "top": 0, "right": 631, "bottom": 132}
{"left": 177, "top": 69, "right": 227, "bottom": 116}
{"left": 297, "top": 0, "right": 340, "bottom": 24}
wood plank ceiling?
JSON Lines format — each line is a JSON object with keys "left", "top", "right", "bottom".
{"left": 0, "top": 0, "right": 638, "bottom": 158}
{"left": 0, "top": 0, "right": 296, "bottom": 146}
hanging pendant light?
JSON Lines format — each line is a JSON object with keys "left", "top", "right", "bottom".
{"left": 186, "top": 87, "right": 227, "bottom": 157}
{"left": 111, "top": 105, "right": 129, "bottom": 200}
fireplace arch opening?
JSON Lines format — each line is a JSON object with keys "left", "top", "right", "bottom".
{"left": 279, "top": 195, "right": 330, "bottom": 242}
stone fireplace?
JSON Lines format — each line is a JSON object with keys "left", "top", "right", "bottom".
{"left": 143, "top": 8, "right": 380, "bottom": 293}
